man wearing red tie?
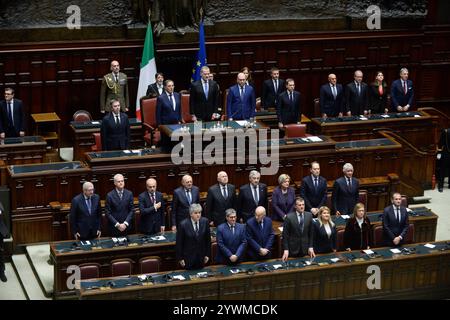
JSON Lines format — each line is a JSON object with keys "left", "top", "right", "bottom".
{"left": 138, "top": 178, "right": 165, "bottom": 235}
{"left": 382, "top": 192, "right": 409, "bottom": 246}
{"left": 390, "top": 68, "right": 414, "bottom": 112}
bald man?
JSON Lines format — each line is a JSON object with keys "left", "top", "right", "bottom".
{"left": 206, "top": 171, "right": 237, "bottom": 227}
{"left": 245, "top": 206, "right": 275, "bottom": 260}
{"left": 100, "top": 60, "right": 129, "bottom": 113}
{"left": 172, "top": 175, "right": 200, "bottom": 231}
{"left": 138, "top": 178, "right": 165, "bottom": 235}
{"left": 344, "top": 70, "right": 369, "bottom": 116}
{"left": 319, "top": 73, "right": 344, "bottom": 117}
{"left": 105, "top": 174, "right": 134, "bottom": 236}
{"left": 226, "top": 72, "right": 256, "bottom": 120}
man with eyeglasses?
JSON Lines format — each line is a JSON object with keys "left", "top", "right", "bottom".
{"left": 0, "top": 87, "right": 26, "bottom": 138}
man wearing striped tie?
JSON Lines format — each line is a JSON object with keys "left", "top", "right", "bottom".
{"left": 138, "top": 178, "right": 165, "bottom": 235}
{"left": 105, "top": 174, "right": 134, "bottom": 236}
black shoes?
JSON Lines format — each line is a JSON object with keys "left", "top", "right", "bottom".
{"left": 438, "top": 188, "right": 443, "bottom": 192}
{"left": 0, "top": 273, "right": 7, "bottom": 282}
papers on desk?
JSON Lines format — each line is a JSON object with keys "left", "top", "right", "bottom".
{"left": 363, "top": 249, "right": 375, "bottom": 255}
{"left": 81, "top": 240, "right": 91, "bottom": 246}
{"left": 272, "top": 264, "right": 283, "bottom": 270}
{"left": 340, "top": 215, "right": 350, "bottom": 219}
{"left": 172, "top": 275, "right": 186, "bottom": 281}
{"left": 230, "top": 268, "right": 241, "bottom": 274}
{"left": 150, "top": 235, "right": 166, "bottom": 241}
{"left": 131, "top": 149, "right": 140, "bottom": 154}
{"left": 359, "top": 116, "right": 368, "bottom": 120}
{"left": 414, "top": 115, "right": 421, "bottom": 118}
{"left": 424, "top": 243, "right": 436, "bottom": 249}
{"left": 235, "top": 120, "right": 248, "bottom": 126}
{"left": 301, "top": 136, "right": 322, "bottom": 142}
{"left": 390, "top": 248, "right": 402, "bottom": 254}
{"left": 381, "top": 114, "right": 390, "bottom": 118}
{"left": 197, "top": 272, "right": 208, "bottom": 277}
{"left": 123, "top": 150, "right": 131, "bottom": 154}
{"left": 91, "top": 121, "right": 100, "bottom": 124}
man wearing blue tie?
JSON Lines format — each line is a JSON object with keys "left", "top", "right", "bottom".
{"left": 69, "top": 182, "right": 102, "bottom": 240}
{"left": 172, "top": 175, "right": 200, "bottom": 230}
{"left": 216, "top": 209, "right": 247, "bottom": 265}
{"left": 246, "top": 206, "right": 275, "bottom": 261}
{"left": 138, "top": 178, "right": 165, "bottom": 235}
{"left": 105, "top": 174, "right": 134, "bottom": 236}
{"left": 226, "top": 72, "right": 256, "bottom": 121}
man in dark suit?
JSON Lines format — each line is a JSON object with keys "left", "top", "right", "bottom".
{"left": 281, "top": 197, "right": 315, "bottom": 261}
{"left": 100, "top": 60, "right": 129, "bottom": 113}
{"left": 0, "top": 87, "right": 26, "bottom": 138}
{"left": 437, "top": 128, "right": 450, "bottom": 192}
{"left": 105, "top": 174, "right": 134, "bottom": 236}
{"left": 277, "top": 78, "right": 301, "bottom": 129}
{"left": 189, "top": 66, "right": 221, "bottom": 122}
{"left": 344, "top": 70, "right": 369, "bottom": 116}
{"left": 261, "top": 67, "right": 285, "bottom": 110}
{"left": 237, "top": 170, "right": 268, "bottom": 223}
{"left": 300, "top": 161, "right": 327, "bottom": 217}
{"left": 69, "top": 182, "right": 101, "bottom": 240}
{"left": 100, "top": 99, "right": 130, "bottom": 151}
{"left": 176, "top": 203, "right": 211, "bottom": 270}
{"left": 138, "top": 178, "right": 165, "bottom": 235}
{"left": 382, "top": 192, "right": 409, "bottom": 247}
{"left": 216, "top": 209, "right": 247, "bottom": 265}
{"left": 156, "top": 79, "right": 182, "bottom": 126}
{"left": 0, "top": 202, "right": 8, "bottom": 282}
{"left": 390, "top": 67, "right": 414, "bottom": 112}
{"left": 246, "top": 206, "right": 275, "bottom": 261}
{"left": 319, "top": 74, "right": 344, "bottom": 118}
{"left": 172, "top": 174, "right": 200, "bottom": 230}
{"left": 206, "top": 171, "right": 236, "bottom": 227}
{"left": 332, "top": 163, "right": 360, "bottom": 216}
{"left": 146, "top": 72, "right": 164, "bottom": 98}
{"left": 226, "top": 72, "right": 256, "bottom": 121}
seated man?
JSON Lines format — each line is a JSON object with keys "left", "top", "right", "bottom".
{"left": 175, "top": 203, "right": 211, "bottom": 270}
{"left": 69, "top": 181, "right": 101, "bottom": 240}
{"left": 138, "top": 178, "right": 165, "bottom": 235}
{"left": 246, "top": 206, "right": 275, "bottom": 261}
{"left": 105, "top": 174, "right": 134, "bottom": 236}
{"left": 216, "top": 209, "right": 247, "bottom": 265}
{"left": 382, "top": 192, "right": 409, "bottom": 247}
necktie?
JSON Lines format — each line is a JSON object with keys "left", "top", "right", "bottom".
{"left": 118, "top": 191, "right": 123, "bottom": 200}
{"left": 158, "top": 85, "right": 163, "bottom": 95}
{"left": 231, "top": 225, "right": 235, "bottom": 235}
{"left": 203, "top": 81, "right": 209, "bottom": 99}
{"left": 403, "top": 81, "right": 407, "bottom": 94}
{"left": 115, "top": 115, "right": 120, "bottom": 125}
{"left": 222, "top": 186, "right": 228, "bottom": 199}
{"left": 186, "top": 190, "right": 192, "bottom": 204}
{"left": 115, "top": 74, "right": 118, "bottom": 83}
{"left": 298, "top": 214, "right": 304, "bottom": 233}
{"left": 169, "top": 94, "right": 175, "bottom": 111}
{"left": 240, "top": 86, "right": 244, "bottom": 99}
{"left": 347, "top": 178, "right": 352, "bottom": 190}
{"left": 7, "top": 102, "right": 13, "bottom": 126}
{"left": 396, "top": 207, "right": 401, "bottom": 222}
{"left": 289, "top": 92, "right": 293, "bottom": 102}
{"left": 274, "top": 80, "right": 278, "bottom": 93}
{"left": 253, "top": 185, "right": 259, "bottom": 205}
{"left": 314, "top": 177, "right": 318, "bottom": 189}
{"left": 259, "top": 221, "right": 263, "bottom": 231}
{"left": 150, "top": 193, "right": 155, "bottom": 204}
{"left": 357, "top": 83, "right": 361, "bottom": 95}
{"left": 86, "top": 197, "right": 92, "bottom": 215}
{"left": 195, "top": 221, "right": 199, "bottom": 234}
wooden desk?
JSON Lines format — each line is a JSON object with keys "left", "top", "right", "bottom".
{"left": 31, "top": 112, "right": 61, "bottom": 155}
{"left": 76, "top": 241, "right": 450, "bottom": 300}
{"left": 256, "top": 111, "right": 311, "bottom": 130}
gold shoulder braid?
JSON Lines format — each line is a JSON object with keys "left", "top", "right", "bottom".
{"left": 104, "top": 74, "right": 120, "bottom": 94}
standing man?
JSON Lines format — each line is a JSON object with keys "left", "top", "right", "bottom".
{"left": 391, "top": 67, "right": 414, "bottom": 112}
{"left": 344, "top": 70, "right": 369, "bottom": 116}
{"left": 156, "top": 80, "right": 182, "bottom": 125}
{"left": 277, "top": 78, "right": 301, "bottom": 129}
{"left": 261, "top": 67, "right": 285, "bottom": 110}
{"left": 176, "top": 203, "right": 211, "bottom": 270}
{"left": 100, "top": 60, "right": 129, "bottom": 113}
{"left": 0, "top": 87, "right": 26, "bottom": 138}
{"left": 319, "top": 74, "right": 344, "bottom": 118}
{"left": 146, "top": 72, "right": 165, "bottom": 98}
{"left": 69, "top": 182, "right": 102, "bottom": 240}
{"left": 172, "top": 174, "right": 200, "bottom": 230}
{"left": 437, "top": 128, "right": 450, "bottom": 192}
{"left": 237, "top": 170, "right": 268, "bottom": 223}
{"left": 226, "top": 72, "right": 256, "bottom": 121}
{"left": 189, "top": 66, "right": 221, "bottom": 122}
{"left": 105, "top": 174, "right": 134, "bottom": 236}
{"left": 100, "top": 99, "right": 130, "bottom": 151}
{"left": 382, "top": 192, "right": 409, "bottom": 246}
{"left": 206, "top": 171, "right": 236, "bottom": 227}
{"left": 246, "top": 206, "right": 275, "bottom": 261}
{"left": 332, "top": 163, "right": 360, "bottom": 216}
{"left": 281, "top": 197, "right": 315, "bottom": 261}
{"left": 300, "top": 161, "right": 328, "bottom": 217}
{"left": 216, "top": 209, "right": 247, "bottom": 265}
{"left": 0, "top": 202, "right": 8, "bottom": 282}
{"left": 138, "top": 178, "right": 165, "bottom": 235}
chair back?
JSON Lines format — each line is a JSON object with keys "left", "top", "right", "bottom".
{"left": 79, "top": 263, "right": 101, "bottom": 280}
{"left": 336, "top": 229, "right": 345, "bottom": 251}
{"left": 91, "top": 132, "right": 102, "bottom": 151}
{"left": 285, "top": 123, "right": 307, "bottom": 138}
{"left": 404, "top": 224, "right": 415, "bottom": 244}
{"left": 141, "top": 98, "right": 158, "bottom": 128}
{"left": 111, "top": 258, "right": 134, "bottom": 277}
{"left": 139, "top": 256, "right": 161, "bottom": 274}
{"left": 373, "top": 225, "right": 384, "bottom": 247}
{"left": 73, "top": 110, "right": 93, "bottom": 122}
{"left": 313, "top": 98, "right": 320, "bottom": 117}
{"left": 181, "top": 93, "right": 192, "bottom": 123}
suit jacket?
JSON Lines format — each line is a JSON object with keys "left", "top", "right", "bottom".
{"left": 138, "top": 190, "right": 165, "bottom": 235}
{"left": 189, "top": 79, "right": 220, "bottom": 121}
{"left": 343, "top": 217, "right": 373, "bottom": 250}
{"left": 226, "top": 84, "right": 256, "bottom": 120}
{"left": 382, "top": 205, "right": 409, "bottom": 246}
{"left": 271, "top": 186, "right": 296, "bottom": 221}
{"left": 345, "top": 81, "right": 369, "bottom": 115}
{"left": 156, "top": 91, "right": 182, "bottom": 125}
{"left": 276, "top": 90, "right": 301, "bottom": 125}
{"left": 331, "top": 176, "right": 359, "bottom": 215}
{"left": 172, "top": 186, "right": 200, "bottom": 227}
{"left": 245, "top": 216, "right": 275, "bottom": 260}
{"left": 69, "top": 193, "right": 101, "bottom": 240}
{"left": 216, "top": 222, "right": 247, "bottom": 264}
{"left": 237, "top": 183, "right": 268, "bottom": 223}
{"left": 0, "top": 203, "right": 8, "bottom": 240}
{"left": 105, "top": 188, "right": 134, "bottom": 236}
{"left": 100, "top": 72, "right": 129, "bottom": 112}
{"left": 206, "top": 184, "right": 236, "bottom": 226}
{"left": 146, "top": 83, "right": 163, "bottom": 98}
{"left": 282, "top": 211, "right": 314, "bottom": 257}
{"left": 100, "top": 112, "right": 130, "bottom": 151}
{"left": 368, "top": 82, "right": 388, "bottom": 114}
{"left": 299, "top": 175, "right": 327, "bottom": 212}
{"left": 261, "top": 78, "right": 285, "bottom": 108}
{"left": 319, "top": 83, "right": 344, "bottom": 116}
{"left": 313, "top": 221, "right": 337, "bottom": 254}
{"left": 175, "top": 216, "right": 211, "bottom": 270}
{"left": 0, "top": 99, "right": 26, "bottom": 137}
{"left": 390, "top": 79, "right": 414, "bottom": 111}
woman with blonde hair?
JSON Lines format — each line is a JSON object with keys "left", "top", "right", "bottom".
{"left": 271, "top": 174, "right": 296, "bottom": 221}
{"left": 343, "top": 203, "right": 372, "bottom": 251}
{"left": 313, "top": 206, "right": 337, "bottom": 253}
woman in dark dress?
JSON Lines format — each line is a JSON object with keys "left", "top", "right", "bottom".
{"left": 343, "top": 203, "right": 373, "bottom": 251}
{"left": 368, "top": 71, "right": 388, "bottom": 114}
{"left": 240, "top": 66, "right": 256, "bottom": 91}
{"left": 271, "top": 174, "right": 296, "bottom": 221}
{"left": 313, "top": 206, "right": 337, "bottom": 254}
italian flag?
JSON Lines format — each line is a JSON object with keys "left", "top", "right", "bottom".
{"left": 136, "top": 23, "right": 157, "bottom": 120}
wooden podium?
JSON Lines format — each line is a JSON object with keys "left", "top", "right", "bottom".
{"left": 31, "top": 112, "right": 61, "bottom": 158}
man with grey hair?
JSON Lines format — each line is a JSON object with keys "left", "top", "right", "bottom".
{"left": 69, "top": 181, "right": 102, "bottom": 240}
{"left": 105, "top": 174, "right": 134, "bottom": 236}
{"left": 332, "top": 163, "right": 360, "bottom": 216}
{"left": 344, "top": 70, "right": 369, "bottom": 116}
{"left": 246, "top": 206, "right": 275, "bottom": 260}
{"left": 176, "top": 203, "right": 211, "bottom": 270}
{"left": 391, "top": 67, "right": 414, "bottom": 112}
{"left": 206, "top": 171, "right": 236, "bottom": 227}
{"left": 172, "top": 174, "right": 200, "bottom": 230}
{"left": 189, "top": 66, "right": 221, "bottom": 122}
{"left": 237, "top": 170, "right": 268, "bottom": 223}
{"left": 216, "top": 208, "right": 247, "bottom": 265}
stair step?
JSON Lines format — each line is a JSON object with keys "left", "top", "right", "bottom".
{"left": 0, "top": 262, "right": 27, "bottom": 300}
{"left": 26, "top": 244, "right": 53, "bottom": 297}
{"left": 11, "top": 254, "right": 50, "bottom": 300}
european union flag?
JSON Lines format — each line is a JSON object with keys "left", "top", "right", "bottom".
{"left": 191, "top": 21, "right": 207, "bottom": 82}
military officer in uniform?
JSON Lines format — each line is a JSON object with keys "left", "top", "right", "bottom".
{"left": 100, "top": 60, "right": 129, "bottom": 113}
